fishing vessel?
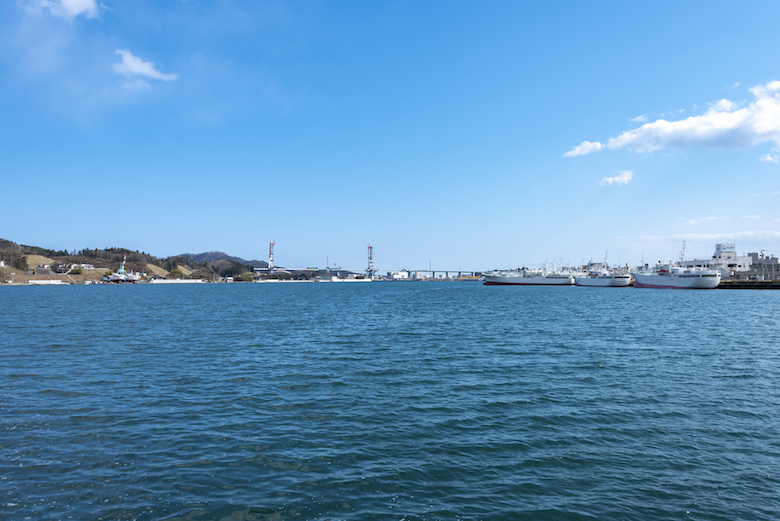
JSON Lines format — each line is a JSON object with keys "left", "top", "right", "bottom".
{"left": 632, "top": 264, "right": 720, "bottom": 289}
{"left": 575, "top": 269, "right": 631, "bottom": 287}
{"left": 575, "top": 255, "right": 631, "bottom": 287}
{"left": 483, "top": 265, "right": 576, "bottom": 286}
{"left": 109, "top": 255, "right": 141, "bottom": 283}
{"left": 633, "top": 243, "right": 720, "bottom": 289}
{"left": 317, "top": 276, "right": 372, "bottom": 283}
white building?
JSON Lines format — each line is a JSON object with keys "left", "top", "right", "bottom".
{"left": 681, "top": 244, "right": 750, "bottom": 277}
{"left": 57, "top": 263, "right": 97, "bottom": 271}
{"left": 389, "top": 271, "right": 409, "bottom": 280}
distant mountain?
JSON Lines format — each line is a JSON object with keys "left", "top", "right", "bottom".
{"left": 179, "top": 251, "right": 268, "bottom": 268}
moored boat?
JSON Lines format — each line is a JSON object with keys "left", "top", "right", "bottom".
{"left": 575, "top": 256, "right": 631, "bottom": 287}
{"left": 575, "top": 269, "right": 631, "bottom": 287}
{"left": 109, "top": 255, "right": 141, "bottom": 283}
{"left": 632, "top": 264, "right": 720, "bottom": 289}
{"left": 483, "top": 269, "right": 575, "bottom": 286}
{"left": 633, "top": 242, "right": 720, "bottom": 289}
{"left": 317, "top": 276, "right": 372, "bottom": 283}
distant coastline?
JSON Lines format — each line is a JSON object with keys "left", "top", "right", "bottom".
{"left": 0, "top": 238, "right": 265, "bottom": 284}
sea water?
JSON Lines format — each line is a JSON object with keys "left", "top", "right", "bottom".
{"left": 2, "top": 283, "right": 779, "bottom": 520}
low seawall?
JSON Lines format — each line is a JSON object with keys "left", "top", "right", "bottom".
{"left": 719, "top": 280, "right": 780, "bottom": 290}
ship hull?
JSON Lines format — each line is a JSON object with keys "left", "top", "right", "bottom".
{"left": 575, "top": 276, "right": 631, "bottom": 287}
{"left": 483, "top": 274, "right": 574, "bottom": 286}
{"left": 633, "top": 272, "right": 720, "bottom": 289}
{"left": 318, "top": 277, "right": 372, "bottom": 283}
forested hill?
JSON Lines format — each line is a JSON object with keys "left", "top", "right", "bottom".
{"left": 0, "top": 239, "right": 260, "bottom": 279}
{"left": 179, "top": 251, "right": 268, "bottom": 268}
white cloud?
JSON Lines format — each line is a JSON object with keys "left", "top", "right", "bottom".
{"left": 760, "top": 153, "right": 778, "bottom": 163}
{"left": 22, "top": 0, "right": 101, "bottom": 20}
{"left": 113, "top": 49, "right": 178, "bottom": 83}
{"left": 600, "top": 170, "right": 633, "bottom": 186}
{"left": 677, "top": 216, "right": 732, "bottom": 226}
{"left": 741, "top": 215, "right": 762, "bottom": 220}
{"left": 563, "top": 140, "right": 603, "bottom": 157}
{"left": 565, "top": 79, "right": 780, "bottom": 157}
{"left": 750, "top": 80, "right": 780, "bottom": 97}
{"left": 630, "top": 114, "right": 648, "bottom": 123}
{"left": 711, "top": 99, "right": 737, "bottom": 111}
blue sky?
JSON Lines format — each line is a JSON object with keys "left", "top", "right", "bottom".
{"left": 2, "top": 1, "right": 780, "bottom": 271}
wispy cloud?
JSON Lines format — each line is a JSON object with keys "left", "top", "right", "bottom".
{"left": 21, "top": 0, "right": 101, "bottom": 20}
{"left": 630, "top": 114, "right": 648, "bottom": 123}
{"left": 563, "top": 140, "right": 603, "bottom": 157}
{"left": 565, "top": 80, "right": 780, "bottom": 158}
{"left": 639, "top": 230, "right": 780, "bottom": 242}
{"left": 600, "top": 170, "right": 633, "bottom": 186}
{"left": 760, "top": 153, "right": 778, "bottom": 163}
{"left": 113, "top": 49, "right": 178, "bottom": 87}
{"left": 677, "top": 216, "right": 732, "bottom": 226}
{"left": 676, "top": 215, "right": 762, "bottom": 226}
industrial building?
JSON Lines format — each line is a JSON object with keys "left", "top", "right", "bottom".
{"left": 681, "top": 244, "right": 750, "bottom": 277}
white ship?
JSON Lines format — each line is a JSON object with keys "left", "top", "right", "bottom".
{"left": 483, "top": 265, "right": 576, "bottom": 286}
{"left": 109, "top": 255, "right": 141, "bottom": 283}
{"left": 575, "top": 255, "right": 631, "bottom": 287}
{"left": 575, "top": 269, "right": 631, "bottom": 287}
{"left": 633, "top": 264, "right": 720, "bottom": 289}
{"left": 317, "top": 276, "right": 372, "bottom": 283}
{"left": 150, "top": 278, "right": 207, "bottom": 284}
{"left": 633, "top": 243, "right": 720, "bottom": 289}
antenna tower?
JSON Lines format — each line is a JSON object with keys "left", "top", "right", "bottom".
{"left": 363, "top": 240, "right": 374, "bottom": 279}
{"left": 264, "top": 237, "right": 275, "bottom": 272}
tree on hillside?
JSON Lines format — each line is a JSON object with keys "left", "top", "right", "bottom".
{"left": 219, "top": 261, "right": 252, "bottom": 278}
{"left": 12, "top": 256, "right": 28, "bottom": 272}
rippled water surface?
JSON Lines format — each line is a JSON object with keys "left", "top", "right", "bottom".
{"left": 2, "top": 283, "right": 780, "bottom": 520}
